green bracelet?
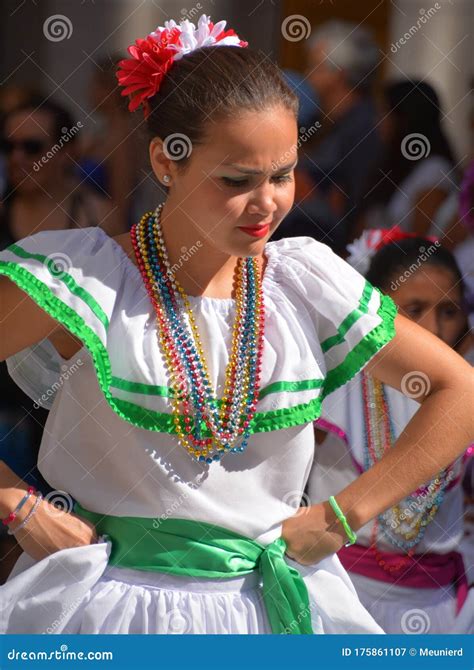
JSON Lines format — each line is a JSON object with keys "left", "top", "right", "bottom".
{"left": 328, "top": 496, "right": 357, "bottom": 547}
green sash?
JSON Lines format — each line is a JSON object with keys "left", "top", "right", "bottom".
{"left": 74, "top": 503, "right": 314, "bottom": 634}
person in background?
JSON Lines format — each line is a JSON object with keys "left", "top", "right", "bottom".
{"left": 78, "top": 53, "right": 142, "bottom": 231}
{"left": 0, "top": 85, "right": 42, "bottom": 196}
{"left": 281, "top": 69, "right": 320, "bottom": 130}
{"left": 357, "top": 81, "right": 457, "bottom": 238}
{"left": 0, "top": 96, "right": 119, "bottom": 241}
{"left": 273, "top": 20, "right": 382, "bottom": 253}
{"left": 309, "top": 229, "right": 473, "bottom": 634}
{"left": 453, "top": 161, "right": 474, "bottom": 337}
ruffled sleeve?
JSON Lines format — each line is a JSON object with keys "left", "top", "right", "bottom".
{"left": 266, "top": 236, "right": 398, "bottom": 401}
{"left": 0, "top": 227, "right": 125, "bottom": 404}
{"left": 5, "top": 338, "right": 75, "bottom": 410}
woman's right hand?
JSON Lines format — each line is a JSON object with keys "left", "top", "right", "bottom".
{"left": 12, "top": 496, "right": 98, "bottom": 561}
{"left": 281, "top": 501, "right": 346, "bottom": 566}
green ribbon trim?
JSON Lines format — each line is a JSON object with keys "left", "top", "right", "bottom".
{"left": 322, "top": 291, "right": 398, "bottom": 399}
{"left": 0, "top": 261, "right": 396, "bottom": 434}
{"left": 74, "top": 502, "right": 314, "bottom": 635}
{"left": 6, "top": 243, "right": 109, "bottom": 330}
{"left": 110, "top": 375, "right": 324, "bottom": 401}
{"left": 110, "top": 394, "right": 324, "bottom": 435}
{"left": 320, "top": 280, "right": 374, "bottom": 353}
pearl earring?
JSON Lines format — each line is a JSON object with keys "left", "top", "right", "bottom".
{"left": 163, "top": 174, "right": 171, "bottom": 184}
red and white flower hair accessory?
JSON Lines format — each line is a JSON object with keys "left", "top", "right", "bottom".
{"left": 116, "top": 14, "right": 248, "bottom": 119}
{"left": 346, "top": 226, "right": 437, "bottom": 276}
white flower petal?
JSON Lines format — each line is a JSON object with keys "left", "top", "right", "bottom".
{"left": 210, "top": 20, "right": 227, "bottom": 38}
{"left": 180, "top": 19, "right": 195, "bottom": 32}
{"left": 216, "top": 36, "right": 241, "bottom": 46}
{"left": 196, "top": 24, "right": 211, "bottom": 45}
{"left": 147, "top": 13, "right": 244, "bottom": 63}
{"left": 346, "top": 230, "right": 382, "bottom": 275}
{"left": 197, "top": 15, "right": 211, "bottom": 28}
{"left": 162, "top": 20, "right": 177, "bottom": 30}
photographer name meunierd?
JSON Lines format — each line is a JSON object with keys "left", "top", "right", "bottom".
{"left": 419, "top": 648, "right": 463, "bottom": 657}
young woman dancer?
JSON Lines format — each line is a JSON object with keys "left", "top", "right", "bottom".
{"left": 0, "top": 16, "right": 472, "bottom": 634}
{"left": 311, "top": 229, "right": 473, "bottom": 633}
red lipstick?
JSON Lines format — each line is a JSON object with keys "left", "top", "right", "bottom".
{"left": 238, "top": 224, "right": 270, "bottom": 239}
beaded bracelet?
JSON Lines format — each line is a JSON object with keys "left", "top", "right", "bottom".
{"left": 328, "top": 495, "right": 357, "bottom": 547}
{"left": 1, "top": 486, "right": 36, "bottom": 526}
{"left": 7, "top": 492, "right": 43, "bottom": 535}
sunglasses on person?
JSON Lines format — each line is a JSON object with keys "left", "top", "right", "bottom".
{"left": 0, "top": 138, "right": 47, "bottom": 156}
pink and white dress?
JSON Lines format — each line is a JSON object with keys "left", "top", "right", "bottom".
{"left": 310, "top": 372, "right": 473, "bottom": 634}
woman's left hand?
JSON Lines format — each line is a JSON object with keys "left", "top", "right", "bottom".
{"left": 281, "top": 501, "right": 346, "bottom": 566}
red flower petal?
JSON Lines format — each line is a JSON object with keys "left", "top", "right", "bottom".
{"left": 121, "top": 83, "right": 151, "bottom": 96}
{"left": 116, "top": 21, "right": 246, "bottom": 118}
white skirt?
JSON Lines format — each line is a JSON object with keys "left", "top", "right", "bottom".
{"left": 349, "top": 572, "right": 474, "bottom": 634}
{"left": 0, "top": 539, "right": 384, "bottom": 634}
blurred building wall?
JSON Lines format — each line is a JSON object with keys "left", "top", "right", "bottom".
{"left": 1, "top": 0, "right": 281, "bottom": 125}
{"left": 388, "top": 0, "right": 473, "bottom": 162}
{"left": 1, "top": 1, "right": 471, "bottom": 161}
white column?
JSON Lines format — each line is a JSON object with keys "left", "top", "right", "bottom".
{"left": 387, "top": 0, "right": 473, "bottom": 161}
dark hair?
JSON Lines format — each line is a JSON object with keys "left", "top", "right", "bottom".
{"left": 366, "top": 237, "right": 465, "bottom": 296}
{"left": 362, "top": 80, "right": 456, "bottom": 206}
{"left": 145, "top": 46, "right": 299, "bottom": 172}
{"left": 1, "top": 95, "right": 78, "bottom": 146}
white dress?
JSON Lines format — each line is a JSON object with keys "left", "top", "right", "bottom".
{"left": 0, "top": 228, "right": 397, "bottom": 634}
{"left": 308, "top": 374, "right": 473, "bottom": 634}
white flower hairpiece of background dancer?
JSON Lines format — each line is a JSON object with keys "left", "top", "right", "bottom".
{"left": 346, "top": 226, "right": 434, "bottom": 276}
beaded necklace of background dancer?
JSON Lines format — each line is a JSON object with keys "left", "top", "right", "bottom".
{"left": 361, "top": 369, "right": 455, "bottom": 573}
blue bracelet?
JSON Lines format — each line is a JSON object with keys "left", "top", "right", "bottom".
{"left": 1, "top": 486, "right": 36, "bottom": 527}
{"left": 7, "top": 493, "right": 43, "bottom": 535}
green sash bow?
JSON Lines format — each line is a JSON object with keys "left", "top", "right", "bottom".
{"left": 74, "top": 503, "right": 314, "bottom": 634}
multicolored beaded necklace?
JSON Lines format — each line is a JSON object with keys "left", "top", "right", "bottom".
{"left": 361, "top": 370, "right": 454, "bottom": 572}
{"left": 130, "top": 204, "right": 265, "bottom": 464}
